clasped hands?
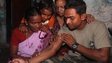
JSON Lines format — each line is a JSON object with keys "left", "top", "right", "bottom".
{"left": 59, "top": 33, "right": 76, "bottom": 47}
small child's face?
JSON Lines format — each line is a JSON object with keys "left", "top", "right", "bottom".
{"left": 41, "top": 8, "right": 52, "bottom": 22}
{"left": 28, "top": 15, "right": 42, "bottom": 32}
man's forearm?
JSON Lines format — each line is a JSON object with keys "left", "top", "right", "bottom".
{"left": 30, "top": 45, "right": 56, "bottom": 63}
{"left": 75, "top": 44, "right": 110, "bottom": 62}
{"left": 30, "top": 36, "right": 63, "bottom": 63}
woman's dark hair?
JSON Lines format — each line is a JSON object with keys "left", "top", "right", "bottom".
{"left": 65, "top": 0, "right": 87, "bottom": 15}
{"left": 38, "top": 0, "right": 55, "bottom": 15}
{"left": 24, "top": 7, "right": 41, "bottom": 21}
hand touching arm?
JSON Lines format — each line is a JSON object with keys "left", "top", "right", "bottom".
{"left": 29, "top": 35, "right": 63, "bottom": 63}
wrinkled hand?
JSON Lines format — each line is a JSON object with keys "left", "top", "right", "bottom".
{"left": 19, "top": 24, "right": 28, "bottom": 33}
{"left": 61, "top": 33, "right": 76, "bottom": 47}
{"left": 86, "top": 14, "right": 95, "bottom": 23}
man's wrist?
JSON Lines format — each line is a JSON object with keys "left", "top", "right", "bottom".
{"left": 71, "top": 42, "right": 79, "bottom": 50}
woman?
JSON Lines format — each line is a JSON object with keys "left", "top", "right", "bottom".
{"left": 10, "top": 7, "right": 52, "bottom": 62}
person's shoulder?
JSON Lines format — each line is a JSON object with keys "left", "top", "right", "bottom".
{"left": 89, "top": 19, "right": 106, "bottom": 27}
{"left": 12, "top": 28, "right": 22, "bottom": 34}
{"left": 85, "top": 20, "right": 107, "bottom": 32}
{"left": 95, "top": 20, "right": 105, "bottom": 24}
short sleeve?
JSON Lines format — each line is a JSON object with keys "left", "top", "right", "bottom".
{"left": 94, "top": 22, "right": 111, "bottom": 49}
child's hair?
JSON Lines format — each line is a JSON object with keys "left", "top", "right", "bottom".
{"left": 24, "top": 7, "right": 41, "bottom": 21}
{"left": 38, "top": 0, "right": 55, "bottom": 15}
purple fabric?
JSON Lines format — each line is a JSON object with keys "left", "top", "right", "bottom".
{"left": 18, "top": 30, "right": 52, "bottom": 57}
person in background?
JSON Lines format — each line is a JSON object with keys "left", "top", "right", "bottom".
{"left": 38, "top": 0, "right": 55, "bottom": 30}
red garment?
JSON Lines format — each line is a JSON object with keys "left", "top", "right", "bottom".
{"left": 11, "top": 28, "right": 26, "bottom": 46}
{"left": 48, "top": 16, "right": 55, "bottom": 29}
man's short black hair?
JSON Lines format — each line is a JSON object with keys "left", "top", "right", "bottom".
{"left": 65, "top": 0, "right": 87, "bottom": 15}
{"left": 39, "top": 0, "right": 55, "bottom": 15}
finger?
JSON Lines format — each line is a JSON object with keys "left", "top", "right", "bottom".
{"left": 61, "top": 33, "right": 74, "bottom": 42}
{"left": 12, "top": 59, "right": 20, "bottom": 63}
{"left": 63, "top": 34, "right": 73, "bottom": 39}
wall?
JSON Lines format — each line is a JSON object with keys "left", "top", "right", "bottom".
{"left": 84, "top": 0, "right": 112, "bottom": 32}
{"left": 0, "top": 0, "right": 6, "bottom": 43}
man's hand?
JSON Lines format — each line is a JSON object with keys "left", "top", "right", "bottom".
{"left": 61, "top": 33, "right": 76, "bottom": 47}
{"left": 86, "top": 14, "right": 95, "bottom": 23}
